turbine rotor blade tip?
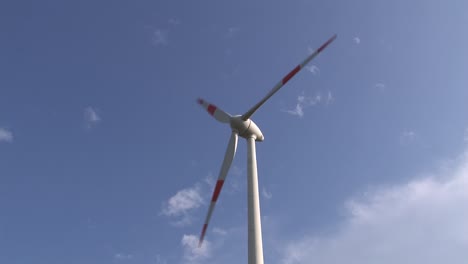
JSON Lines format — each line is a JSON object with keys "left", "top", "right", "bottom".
{"left": 198, "top": 223, "right": 208, "bottom": 247}
{"left": 196, "top": 98, "right": 231, "bottom": 123}
{"left": 240, "top": 35, "right": 337, "bottom": 119}
{"left": 318, "top": 34, "right": 338, "bottom": 53}
{"left": 196, "top": 132, "right": 238, "bottom": 248}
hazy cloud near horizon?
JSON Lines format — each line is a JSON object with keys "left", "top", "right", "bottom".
{"left": 281, "top": 150, "right": 468, "bottom": 264}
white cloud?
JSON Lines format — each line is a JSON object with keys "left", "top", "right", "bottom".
{"left": 0, "top": 128, "right": 13, "bottom": 143}
{"left": 212, "top": 227, "right": 228, "bottom": 236}
{"left": 153, "top": 29, "right": 168, "bottom": 46}
{"left": 262, "top": 187, "right": 272, "bottom": 199}
{"left": 400, "top": 130, "right": 417, "bottom": 144}
{"left": 204, "top": 174, "right": 215, "bottom": 188}
{"left": 281, "top": 150, "right": 468, "bottom": 264}
{"left": 226, "top": 27, "right": 240, "bottom": 38}
{"left": 161, "top": 185, "right": 204, "bottom": 226}
{"left": 168, "top": 18, "right": 181, "bottom": 26}
{"left": 464, "top": 128, "right": 468, "bottom": 143}
{"left": 284, "top": 93, "right": 322, "bottom": 118}
{"left": 181, "top": 234, "right": 212, "bottom": 263}
{"left": 353, "top": 36, "right": 361, "bottom": 44}
{"left": 155, "top": 254, "right": 168, "bottom": 264}
{"left": 305, "top": 65, "right": 320, "bottom": 75}
{"left": 84, "top": 106, "right": 100, "bottom": 128}
{"left": 285, "top": 101, "right": 304, "bottom": 117}
{"left": 374, "top": 82, "right": 386, "bottom": 91}
{"left": 161, "top": 170, "right": 240, "bottom": 227}
{"left": 114, "top": 253, "right": 133, "bottom": 260}
{"left": 149, "top": 20, "right": 179, "bottom": 47}
{"left": 326, "top": 91, "right": 334, "bottom": 105}
{"left": 230, "top": 165, "right": 242, "bottom": 177}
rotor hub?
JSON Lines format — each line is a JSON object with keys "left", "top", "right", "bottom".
{"left": 230, "top": 116, "right": 264, "bottom": 141}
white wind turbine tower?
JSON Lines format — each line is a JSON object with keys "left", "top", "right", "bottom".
{"left": 196, "top": 34, "right": 337, "bottom": 264}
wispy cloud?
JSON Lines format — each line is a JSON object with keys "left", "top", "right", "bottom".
{"left": 285, "top": 102, "right": 305, "bottom": 117}
{"left": 464, "top": 128, "right": 468, "bottom": 144}
{"left": 230, "top": 165, "right": 243, "bottom": 177}
{"left": 353, "top": 36, "right": 361, "bottom": 44}
{"left": 114, "top": 253, "right": 133, "bottom": 261}
{"left": 0, "top": 128, "right": 13, "bottom": 143}
{"left": 262, "top": 187, "right": 272, "bottom": 200}
{"left": 284, "top": 93, "right": 322, "bottom": 118}
{"left": 212, "top": 227, "right": 228, "bottom": 236}
{"left": 152, "top": 29, "right": 168, "bottom": 46}
{"left": 326, "top": 91, "right": 334, "bottom": 105}
{"left": 181, "top": 234, "right": 212, "bottom": 263}
{"left": 374, "top": 82, "right": 386, "bottom": 91}
{"left": 281, "top": 150, "right": 468, "bottom": 264}
{"left": 155, "top": 254, "right": 168, "bottom": 264}
{"left": 226, "top": 27, "right": 240, "bottom": 38}
{"left": 203, "top": 173, "right": 215, "bottom": 188}
{"left": 400, "top": 130, "right": 417, "bottom": 144}
{"left": 161, "top": 185, "right": 204, "bottom": 226}
{"left": 305, "top": 65, "right": 320, "bottom": 75}
{"left": 149, "top": 18, "right": 180, "bottom": 47}
{"left": 168, "top": 18, "right": 181, "bottom": 26}
{"left": 84, "top": 106, "right": 100, "bottom": 129}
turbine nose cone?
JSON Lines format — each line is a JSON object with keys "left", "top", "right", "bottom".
{"left": 230, "top": 116, "right": 264, "bottom": 141}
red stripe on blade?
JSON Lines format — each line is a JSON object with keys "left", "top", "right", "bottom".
{"left": 207, "top": 104, "right": 217, "bottom": 115}
{"left": 282, "top": 65, "right": 301, "bottom": 85}
{"left": 211, "top": 180, "right": 224, "bottom": 202}
{"left": 199, "top": 223, "right": 208, "bottom": 246}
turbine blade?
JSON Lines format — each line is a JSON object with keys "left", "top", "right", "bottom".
{"left": 241, "top": 34, "right": 337, "bottom": 120}
{"left": 199, "top": 131, "right": 238, "bottom": 247}
{"left": 197, "top": 98, "right": 231, "bottom": 123}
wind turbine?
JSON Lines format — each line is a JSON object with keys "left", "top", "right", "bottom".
{"left": 196, "top": 34, "right": 337, "bottom": 264}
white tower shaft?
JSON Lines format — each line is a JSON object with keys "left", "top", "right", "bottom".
{"left": 247, "top": 136, "right": 264, "bottom": 264}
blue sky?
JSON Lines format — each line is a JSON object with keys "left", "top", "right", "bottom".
{"left": 1, "top": 0, "right": 468, "bottom": 263}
